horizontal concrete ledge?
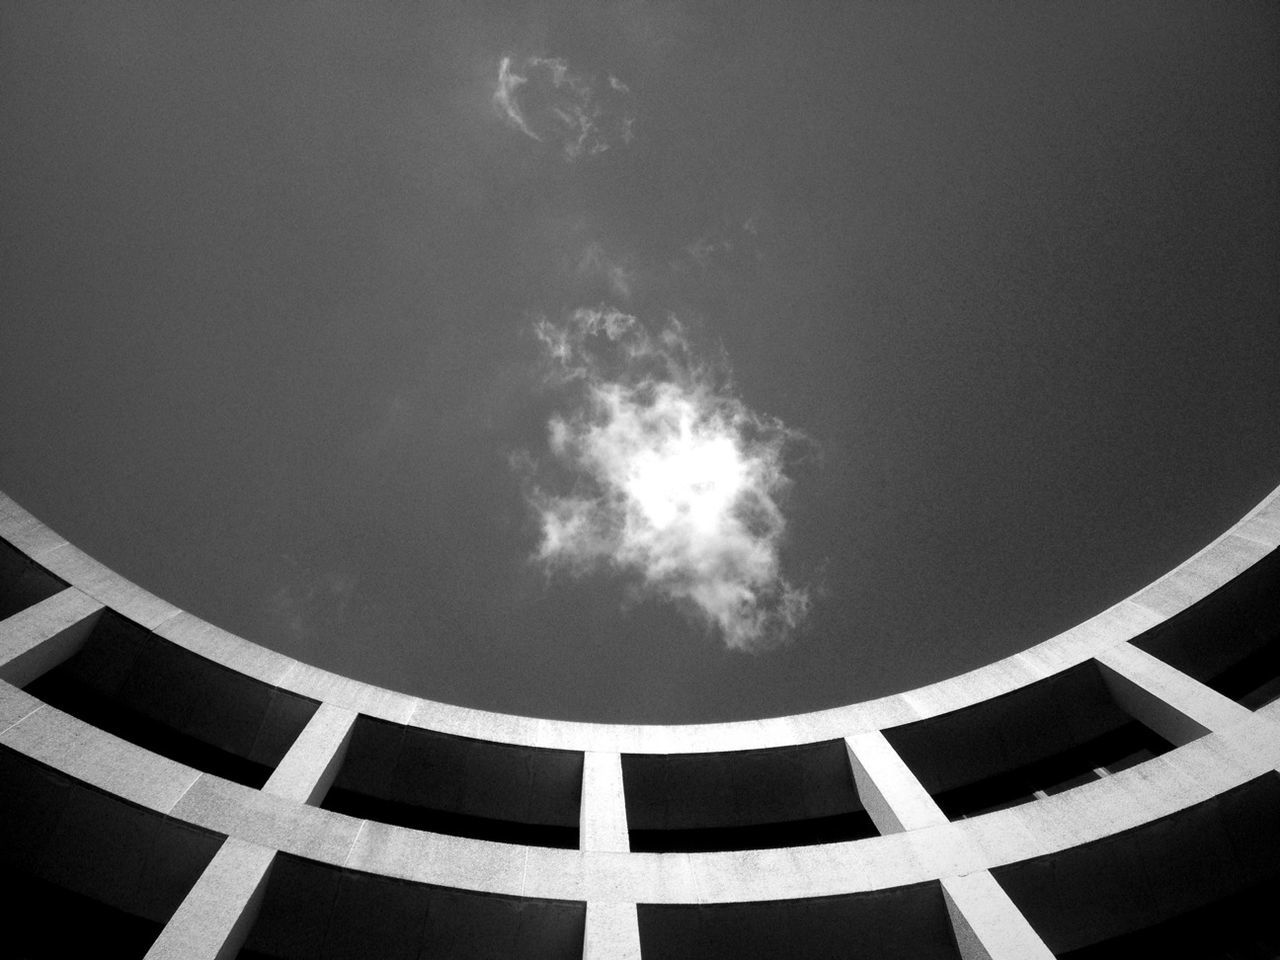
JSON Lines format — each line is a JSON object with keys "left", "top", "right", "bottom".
{"left": 3, "top": 685, "right": 1277, "bottom": 904}
{"left": 1, "top": 484, "right": 1276, "bottom": 753}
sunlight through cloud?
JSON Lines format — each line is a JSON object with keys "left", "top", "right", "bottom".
{"left": 521, "top": 307, "right": 810, "bottom": 651}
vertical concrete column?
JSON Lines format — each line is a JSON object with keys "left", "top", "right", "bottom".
{"left": 845, "top": 735, "right": 1054, "bottom": 956}
{"left": 262, "top": 702, "right": 358, "bottom": 804}
{"left": 844, "top": 731, "right": 948, "bottom": 833}
{"left": 1095, "top": 642, "right": 1254, "bottom": 745}
{"left": 580, "top": 754, "right": 640, "bottom": 960}
{"left": 583, "top": 901, "right": 642, "bottom": 960}
{"left": 0, "top": 587, "right": 102, "bottom": 686}
{"left": 942, "top": 872, "right": 1054, "bottom": 960}
{"left": 145, "top": 837, "right": 276, "bottom": 960}
{"left": 580, "top": 750, "right": 630, "bottom": 852}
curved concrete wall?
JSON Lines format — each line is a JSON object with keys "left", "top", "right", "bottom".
{"left": 2, "top": 485, "right": 1279, "bottom": 959}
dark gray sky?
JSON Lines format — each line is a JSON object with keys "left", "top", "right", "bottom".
{"left": 2, "top": 2, "right": 1278, "bottom": 723}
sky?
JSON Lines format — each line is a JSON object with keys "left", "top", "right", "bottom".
{"left": 1, "top": 2, "right": 1278, "bottom": 723}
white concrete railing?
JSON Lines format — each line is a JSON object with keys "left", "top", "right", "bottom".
{"left": 2, "top": 483, "right": 1278, "bottom": 959}
{"left": 3, "top": 484, "right": 1276, "bottom": 753}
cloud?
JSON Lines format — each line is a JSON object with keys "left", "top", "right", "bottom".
{"left": 577, "top": 242, "right": 635, "bottom": 301}
{"left": 494, "top": 56, "right": 540, "bottom": 140}
{"left": 682, "top": 233, "right": 733, "bottom": 272}
{"left": 519, "top": 306, "right": 810, "bottom": 651}
{"left": 492, "top": 55, "right": 634, "bottom": 161}
{"left": 676, "top": 209, "right": 769, "bottom": 274}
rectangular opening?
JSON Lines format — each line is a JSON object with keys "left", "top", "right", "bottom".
{"left": 1056, "top": 873, "right": 1280, "bottom": 959}
{"left": 623, "top": 740, "right": 877, "bottom": 852}
{"left": 319, "top": 715, "right": 583, "bottom": 848}
{"left": 883, "top": 661, "right": 1176, "bottom": 820}
{"left": 0, "top": 746, "right": 224, "bottom": 960}
{"left": 22, "top": 609, "right": 319, "bottom": 788}
{"left": 0, "top": 538, "right": 68, "bottom": 622}
{"left": 1132, "top": 547, "right": 1280, "bottom": 709}
{"left": 994, "top": 773, "right": 1280, "bottom": 956}
{"left": 237, "top": 853, "right": 586, "bottom": 960}
{"left": 638, "top": 882, "right": 959, "bottom": 960}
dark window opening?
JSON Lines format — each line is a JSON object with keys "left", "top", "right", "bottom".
{"left": 26, "top": 667, "right": 277, "bottom": 787}
{"left": 1195, "top": 630, "right": 1280, "bottom": 710}
{"left": 624, "top": 740, "right": 874, "bottom": 852}
{"left": 1058, "top": 873, "right": 1280, "bottom": 959}
{"left": 0, "top": 538, "right": 67, "bottom": 622}
{"left": 936, "top": 720, "right": 1173, "bottom": 820}
{"left": 995, "top": 773, "right": 1280, "bottom": 955}
{"left": 318, "top": 715, "right": 583, "bottom": 849}
{"left": 638, "top": 882, "right": 960, "bottom": 960}
{"left": 21, "top": 609, "right": 318, "bottom": 788}
{"left": 1133, "top": 546, "right": 1280, "bottom": 709}
{"left": 885, "top": 661, "right": 1177, "bottom": 821}
{"left": 0, "top": 746, "right": 223, "bottom": 958}
{"left": 321, "top": 786, "right": 580, "bottom": 847}
{"left": 629, "top": 809, "right": 877, "bottom": 852}
{"left": 7, "top": 872, "right": 165, "bottom": 960}
{"left": 237, "top": 852, "right": 585, "bottom": 960}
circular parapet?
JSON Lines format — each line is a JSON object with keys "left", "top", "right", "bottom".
{"left": 1, "top": 485, "right": 1278, "bottom": 959}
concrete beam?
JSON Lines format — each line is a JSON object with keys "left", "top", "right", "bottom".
{"left": 1095, "top": 642, "right": 1254, "bottom": 746}
{"left": 581, "top": 751, "right": 630, "bottom": 852}
{"left": 0, "top": 587, "right": 103, "bottom": 686}
{"left": 145, "top": 837, "right": 276, "bottom": 960}
{"left": 583, "top": 901, "right": 642, "bottom": 960}
{"left": 262, "top": 702, "right": 357, "bottom": 805}
{"left": 941, "top": 871, "right": 1054, "bottom": 960}
{"left": 845, "top": 731, "right": 948, "bottom": 834}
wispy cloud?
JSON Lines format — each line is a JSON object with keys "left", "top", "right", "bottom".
{"left": 676, "top": 209, "right": 769, "bottom": 274}
{"left": 494, "top": 56, "right": 540, "bottom": 141}
{"left": 492, "top": 55, "right": 634, "bottom": 161}
{"left": 518, "top": 307, "right": 810, "bottom": 651}
{"left": 576, "top": 242, "right": 635, "bottom": 301}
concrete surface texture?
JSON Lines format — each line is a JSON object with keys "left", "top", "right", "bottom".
{"left": 1, "top": 485, "right": 1279, "bottom": 959}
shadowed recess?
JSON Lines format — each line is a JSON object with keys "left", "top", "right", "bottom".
{"left": 994, "top": 772, "right": 1280, "bottom": 955}
{"left": 0, "top": 747, "right": 224, "bottom": 959}
{"left": 0, "top": 538, "right": 67, "bottom": 622}
{"left": 883, "top": 660, "right": 1176, "bottom": 819}
{"left": 319, "top": 714, "right": 583, "bottom": 848}
{"left": 638, "top": 882, "right": 960, "bottom": 960}
{"left": 23, "top": 609, "right": 318, "bottom": 788}
{"left": 1058, "top": 873, "right": 1280, "bottom": 959}
{"left": 237, "top": 853, "right": 586, "bottom": 960}
{"left": 1132, "top": 546, "right": 1280, "bottom": 709}
{"left": 623, "top": 740, "right": 877, "bottom": 852}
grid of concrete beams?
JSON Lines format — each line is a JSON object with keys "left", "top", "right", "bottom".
{"left": 2, "top": 485, "right": 1278, "bottom": 959}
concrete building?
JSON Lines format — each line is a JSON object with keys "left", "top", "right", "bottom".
{"left": 1, "top": 484, "right": 1278, "bottom": 958}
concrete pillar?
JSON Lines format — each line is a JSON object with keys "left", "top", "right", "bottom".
{"left": 580, "top": 751, "right": 630, "bottom": 852}
{"left": 0, "top": 587, "right": 102, "bottom": 686}
{"left": 583, "top": 901, "right": 642, "bottom": 960}
{"left": 844, "top": 731, "right": 948, "bottom": 833}
{"left": 262, "top": 702, "right": 357, "bottom": 804}
{"left": 941, "top": 872, "right": 1054, "bottom": 960}
{"left": 145, "top": 837, "right": 276, "bottom": 960}
{"left": 1095, "top": 642, "right": 1254, "bottom": 746}
{"left": 844, "top": 735, "right": 1055, "bottom": 956}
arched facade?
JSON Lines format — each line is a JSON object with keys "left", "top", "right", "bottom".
{"left": 1, "top": 485, "right": 1278, "bottom": 958}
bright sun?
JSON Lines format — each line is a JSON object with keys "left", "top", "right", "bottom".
{"left": 530, "top": 308, "right": 807, "bottom": 650}
{"left": 623, "top": 412, "right": 746, "bottom": 536}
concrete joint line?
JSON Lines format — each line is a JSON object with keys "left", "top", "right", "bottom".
{"left": 342, "top": 819, "right": 367, "bottom": 867}
{"left": 0, "top": 701, "right": 46, "bottom": 739}
{"left": 165, "top": 770, "right": 207, "bottom": 816}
